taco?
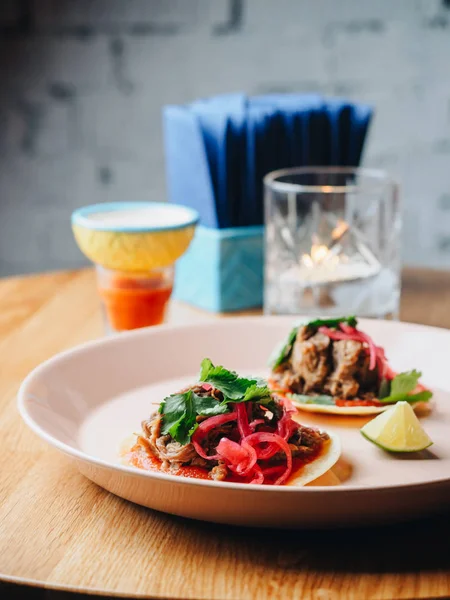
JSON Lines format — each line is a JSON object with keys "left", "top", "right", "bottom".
{"left": 123, "top": 358, "right": 340, "bottom": 486}
{"left": 268, "top": 316, "right": 432, "bottom": 416}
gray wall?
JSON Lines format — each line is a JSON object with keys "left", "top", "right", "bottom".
{"left": 1, "top": 0, "right": 450, "bottom": 276}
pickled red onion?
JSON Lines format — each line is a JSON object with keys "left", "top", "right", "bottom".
{"left": 249, "top": 465, "right": 264, "bottom": 484}
{"left": 216, "top": 438, "right": 257, "bottom": 476}
{"left": 192, "top": 413, "right": 237, "bottom": 461}
{"left": 318, "top": 326, "right": 354, "bottom": 341}
{"left": 186, "top": 392, "right": 296, "bottom": 485}
{"left": 320, "top": 324, "right": 377, "bottom": 372}
{"left": 236, "top": 402, "right": 252, "bottom": 438}
{"left": 191, "top": 437, "right": 220, "bottom": 461}
{"left": 338, "top": 323, "right": 360, "bottom": 336}
{"left": 341, "top": 325, "right": 377, "bottom": 371}
{"left": 243, "top": 432, "right": 293, "bottom": 485}
{"left": 249, "top": 418, "right": 265, "bottom": 431}
{"left": 276, "top": 396, "right": 298, "bottom": 440}
{"left": 251, "top": 441, "right": 279, "bottom": 460}
{"left": 196, "top": 412, "right": 237, "bottom": 434}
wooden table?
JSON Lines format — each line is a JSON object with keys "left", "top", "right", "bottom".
{"left": 1, "top": 267, "right": 450, "bottom": 600}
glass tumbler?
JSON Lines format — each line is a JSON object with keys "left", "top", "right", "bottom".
{"left": 96, "top": 265, "right": 174, "bottom": 334}
{"left": 263, "top": 167, "right": 401, "bottom": 319}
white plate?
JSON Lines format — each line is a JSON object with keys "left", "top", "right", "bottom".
{"left": 18, "top": 317, "right": 450, "bottom": 528}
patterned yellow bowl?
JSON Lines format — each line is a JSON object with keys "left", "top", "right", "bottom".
{"left": 72, "top": 202, "right": 199, "bottom": 272}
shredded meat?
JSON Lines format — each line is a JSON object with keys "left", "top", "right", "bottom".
{"left": 138, "top": 413, "right": 233, "bottom": 476}
{"left": 276, "top": 327, "right": 379, "bottom": 400}
{"left": 142, "top": 412, "right": 208, "bottom": 468}
{"left": 210, "top": 463, "right": 228, "bottom": 481}
{"left": 139, "top": 384, "right": 229, "bottom": 468}
{"left": 138, "top": 384, "right": 230, "bottom": 472}
{"left": 280, "top": 330, "right": 331, "bottom": 394}
{"left": 325, "top": 339, "right": 363, "bottom": 398}
{"left": 324, "top": 339, "right": 379, "bottom": 398}
{"left": 142, "top": 413, "right": 160, "bottom": 452}
{"left": 290, "top": 425, "right": 329, "bottom": 456}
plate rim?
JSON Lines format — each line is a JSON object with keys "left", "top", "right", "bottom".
{"left": 17, "top": 316, "right": 450, "bottom": 495}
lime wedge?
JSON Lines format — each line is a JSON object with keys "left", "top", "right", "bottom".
{"left": 360, "top": 401, "right": 433, "bottom": 452}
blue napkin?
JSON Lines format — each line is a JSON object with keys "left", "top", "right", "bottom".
{"left": 325, "top": 99, "right": 353, "bottom": 166}
{"left": 349, "top": 104, "right": 373, "bottom": 166}
{"left": 163, "top": 94, "right": 373, "bottom": 228}
{"left": 224, "top": 95, "right": 247, "bottom": 229}
{"left": 163, "top": 105, "right": 219, "bottom": 228}
{"left": 191, "top": 94, "right": 246, "bottom": 228}
{"left": 251, "top": 94, "right": 323, "bottom": 168}
{"left": 190, "top": 104, "right": 229, "bottom": 228}
{"left": 227, "top": 115, "right": 247, "bottom": 229}
{"left": 245, "top": 105, "right": 270, "bottom": 227}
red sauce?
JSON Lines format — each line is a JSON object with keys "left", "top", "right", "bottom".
{"left": 127, "top": 445, "right": 210, "bottom": 480}
{"left": 126, "top": 440, "right": 323, "bottom": 485}
{"left": 334, "top": 398, "right": 383, "bottom": 407}
{"left": 99, "top": 273, "right": 172, "bottom": 331}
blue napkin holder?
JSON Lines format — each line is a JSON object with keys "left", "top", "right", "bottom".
{"left": 173, "top": 225, "right": 264, "bottom": 312}
{"left": 164, "top": 93, "right": 372, "bottom": 312}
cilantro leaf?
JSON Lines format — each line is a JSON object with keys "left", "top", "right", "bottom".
{"left": 223, "top": 383, "right": 272, "bottom": 406}
{"left": 378, "top": 378, "right": 391, "bottom": 399}
{"left": 378, "top": 371, "right": 432, "bottom": 404}
{"left": 188, "top": 422, "right": 199, "bottom": 438}
{"left": 159, "top": 360, "right": 277, "bottom": 445}
{"left": 289, "top": 393, "right": 335, "bottom": 405}
{"left": 269, "top": 326, "right": 299, "bottom": 369}
{"left": 199, "top": 358, "right": 256, "bottom": 400}
{"left": 159, "top": 392, "right": 188, "bottom": 432}
{"left": 160, "top": 391, "right": 196, "bottom": 446}
{"left": 248, "top": 375, "right": 270, "bottom": 387}
{"left": 379, "top": 390, "right": 432, "bottom": 405}
{"left": 159, "top": 389, "right": 229, "bottom": 445}
{"left": 192, "top": 392, "right": 229, "bottom": 416}
{"left": 390, "top": 370, "right": 422, "bottom": 396}
{"left": 242, "top": 383, "right": 272, "bottom": 404}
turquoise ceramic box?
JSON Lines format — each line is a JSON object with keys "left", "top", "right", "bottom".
{"left": 173, "top": 225, "right": 264, "bottom": 312}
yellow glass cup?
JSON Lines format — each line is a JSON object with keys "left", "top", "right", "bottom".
{"left": 72, "top": 202, "right": 199, "bottom": 333}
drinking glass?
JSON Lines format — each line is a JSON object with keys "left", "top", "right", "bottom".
{"left": 96, "top": 265, "right": 174, "bottom": 334}
{"left": 263, "top": 167, "right": 401, "bottom": 319}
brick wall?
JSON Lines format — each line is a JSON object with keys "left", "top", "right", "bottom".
{"left": 1, "top": 0, "right": 450, "bottom": 276}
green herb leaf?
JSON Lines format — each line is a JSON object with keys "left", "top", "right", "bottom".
{"left": 289, "top": 393, "right": 335, "bottom": 406}
{"left": 160, "top": 391, "right": 196, "bottom": 446}
{"left": 378, "top": 378, "right": 391, "bottom": 399}
{"left": 188, "top": 422, "right": 199, "bottom": 438}
{"left": 159, "top": 392, "right": 189, "bottom": 434}
{"left": 268, "top": 326, "right": 299, "bottom": 369}
{"left": 242, "top": 383, "right": 272, "bottom": 404}
{"left": 160, "top": 360, "right": 277, "bottom": 445}
{"left": 159, "top": 389, "right": 229, "bottom": 445}
{"left": 379, "top": 390, "right": 432, "bottom": 405}
{"left": 377, "top": 370, "right": 432, "bottom": 404}
{"left": 192, "top": 392, "right": 229, "bottom": 416}
{"left": 306, "top": 316, "right": 358, "bottom": 329}
{"left": 390, "top": 370, "right": 422, "bottom": 396}
{"left": 199, "top": 358, "right": 256, "bottom": 400}
{"left": 248, "top": 375, "right": 270, "bottom": 387}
